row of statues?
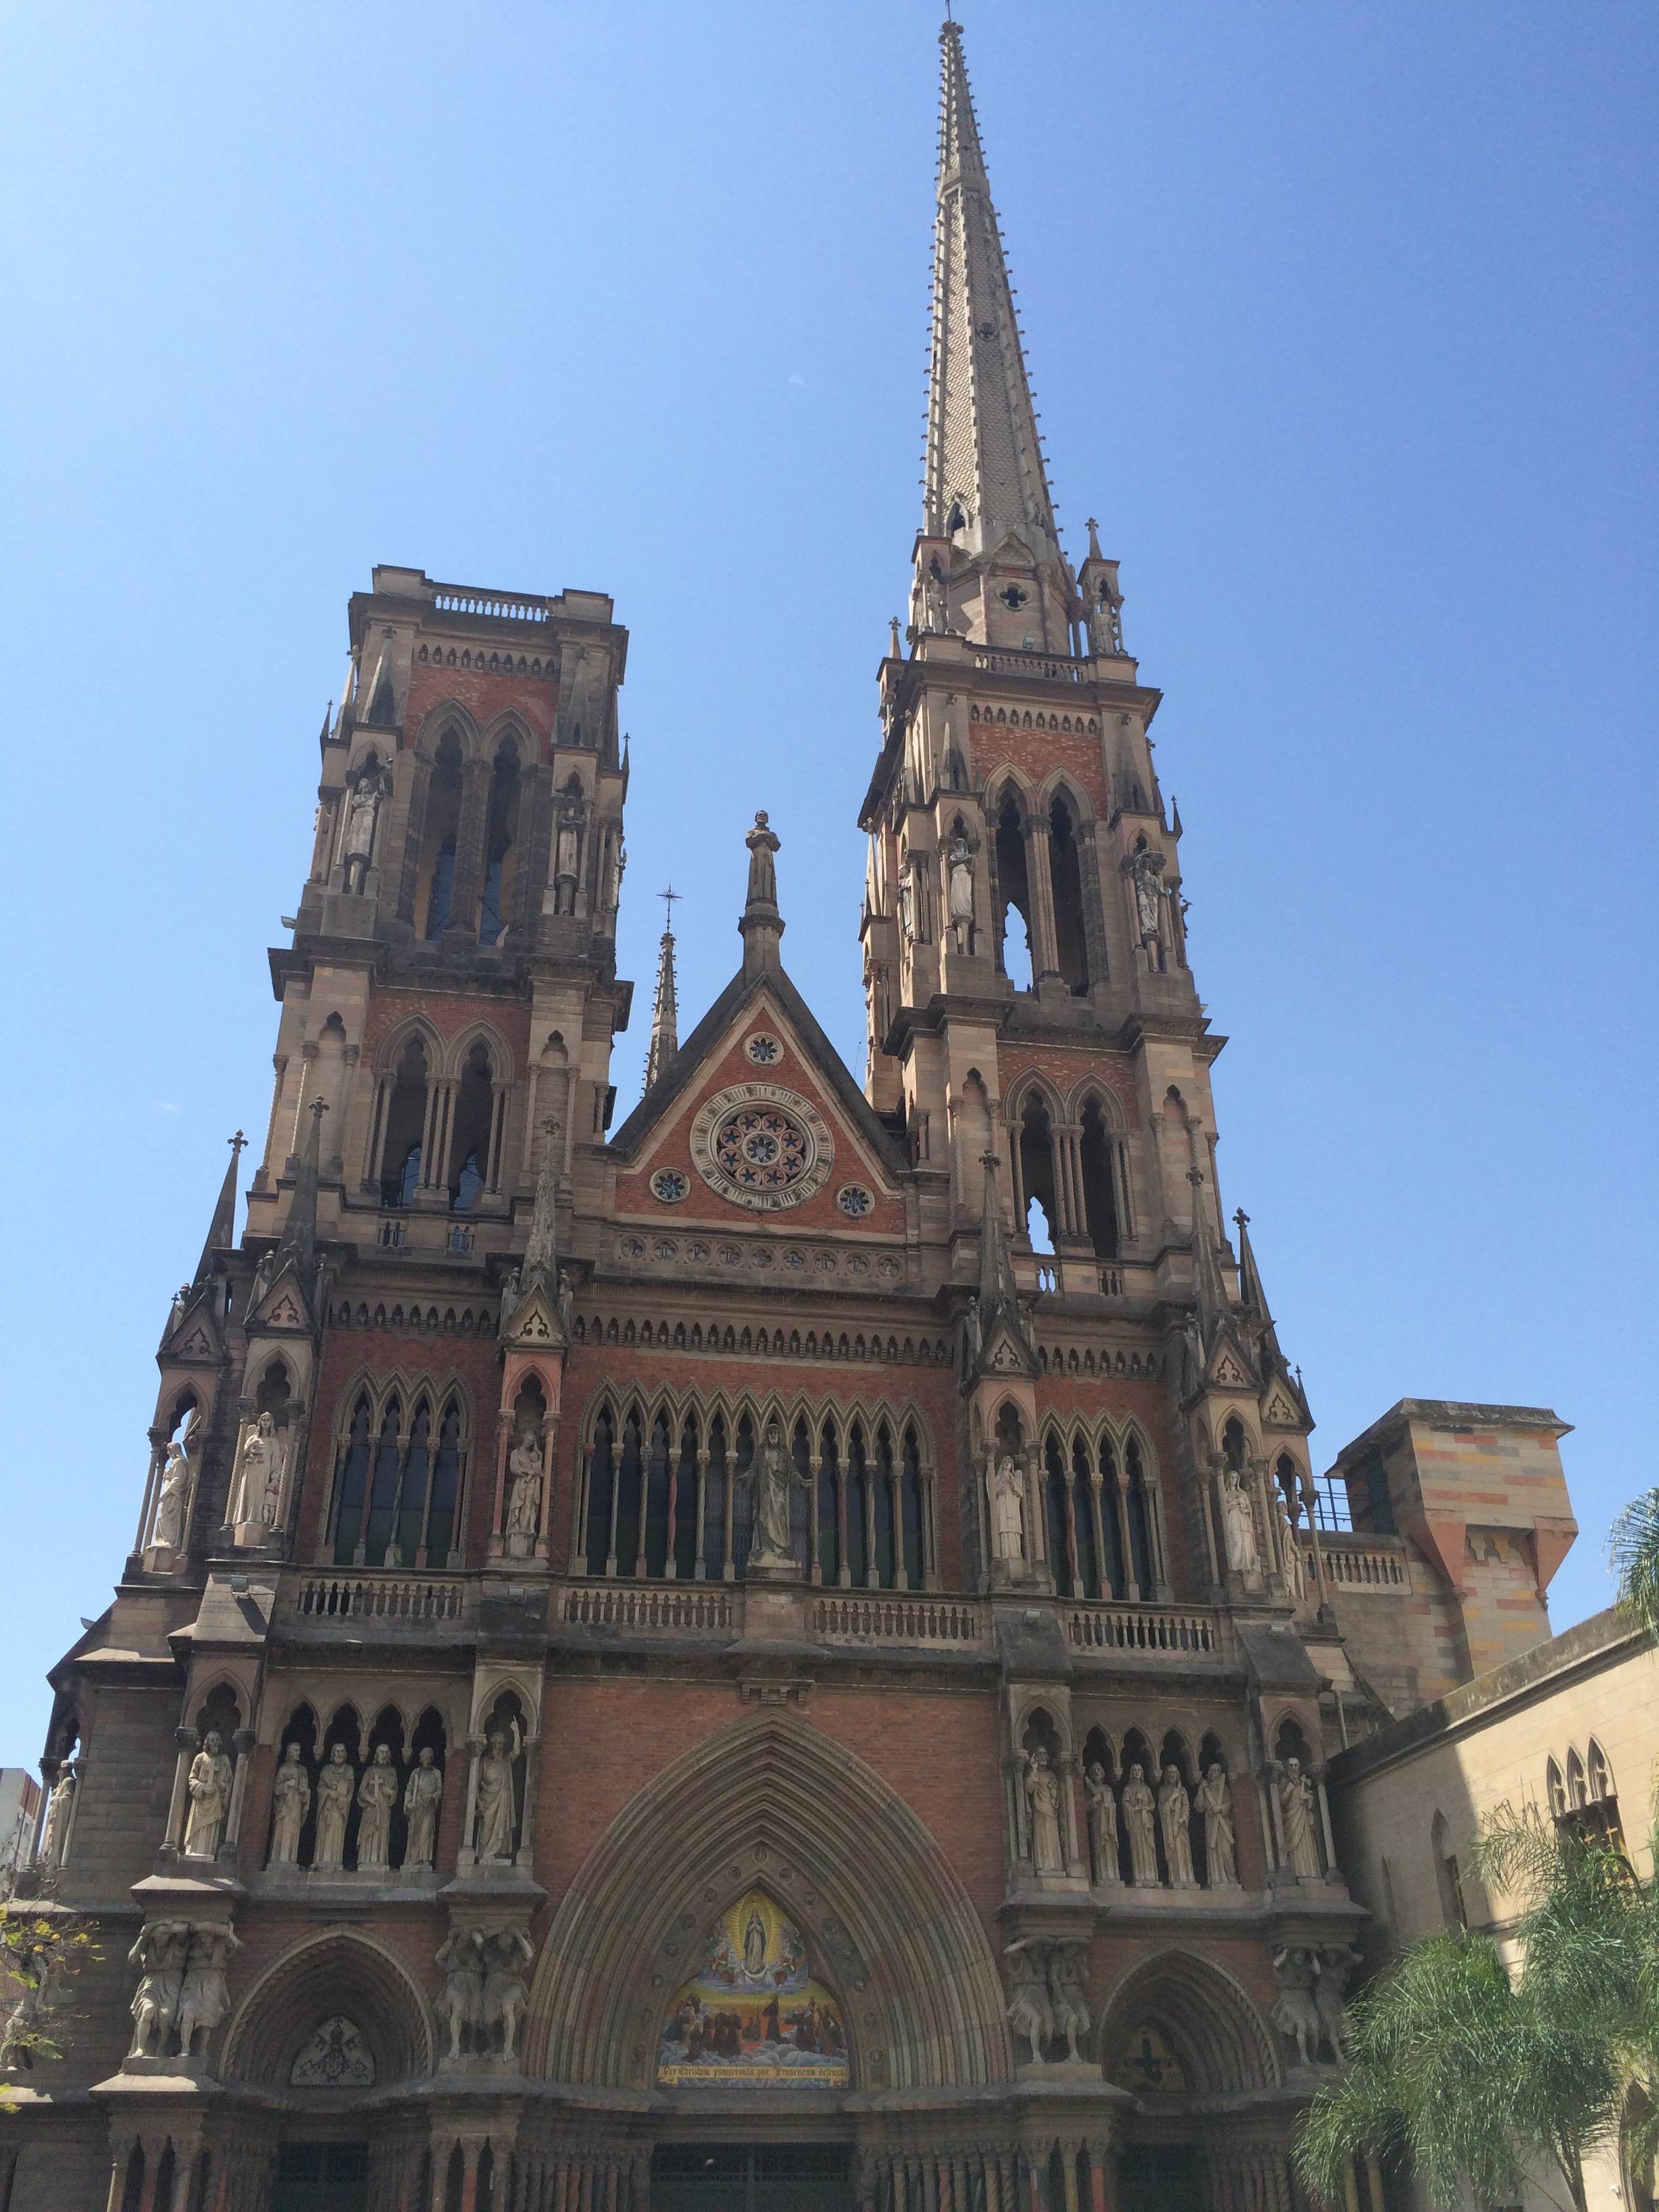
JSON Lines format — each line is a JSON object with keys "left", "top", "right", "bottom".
{"left": 436, "top": 1925, "right": 535, "bottom": 2064}
{"left": 269, "top": 1743, "right": 445, "bottom": 1872}
{"left": 1022, "top": 1746, "right": 1330, "bottom": 1888}
{"left": 127, "top": 1921, "right": 241, "bottom": 2060}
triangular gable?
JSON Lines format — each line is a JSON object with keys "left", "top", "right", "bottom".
{"left": 162, "top": 1287, "right": 224, "bottom": 1366}
{"left": 247, "top": 1258, "right": 316, "bottom": 1336}
{"left": 1204, "top": 1328, "right": 1258, "bottom": 1393}
{"left": 503, "top": 1284, "right": 565, "bottom": 1349}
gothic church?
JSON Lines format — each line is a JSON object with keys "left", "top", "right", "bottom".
{"left": 2, "top": 24, "right": 1579, "bottom": 2212}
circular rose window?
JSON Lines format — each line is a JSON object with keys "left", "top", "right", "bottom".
{"left": 690, "top": 1083, "right": 834, "bottom": 1212}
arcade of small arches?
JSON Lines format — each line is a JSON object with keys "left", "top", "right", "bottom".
{"left": 323, "top": 1376, "right": 471, "bottom": 1572}
{"left": 1006, "top": 1076, "right": 1130, "bottom": 1263}
{"left": 571, "top": 1310, "right": 954, "bottom": 1368}
{"left": 985, "top": 778, "right": 1104, "bottom": 998}
{"left": 1039, "top": 1422, "right": 1164, "bottom": 1603}
{"left": 1546, "top": 1737, "right": 1623, "bottom": 1849}
{"left": 365, "top": 1021, "right": 518, "bottom": 1216}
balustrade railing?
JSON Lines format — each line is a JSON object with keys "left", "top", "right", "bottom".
{"left": 430, "top": 586, "right": 552, "bottom": 623}
{"left": 1314, "top": 1540, "right": 1411, "bottom": 1592}
{"left": 558, "top": 1582, "right": 734, "bottom": 1634}
{"left": 968, "top": 646, "right": 1084, "bottom": 684}
{"left": 813, "top": 1594, "right": 985, "bottom": 1645}
{"left": 1063, "top": 1601, "right": 1221, "bottom": 1656}
{"left": 293, "top": 1574, "right": 468, "bottom": 1623}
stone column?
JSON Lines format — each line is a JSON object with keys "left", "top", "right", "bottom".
{"left": 222, "top": 1727, "right": 255, "bottom": 1862}
{"left": 1024, "top": 819, "right": 1062, "bottom": 984}
{"left": 161, "top": 1729, "right": 198, "bottom": 1854}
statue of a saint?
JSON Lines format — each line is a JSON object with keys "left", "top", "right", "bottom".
{"left": 1196, "top": 1763, "right": 1237, "bottom": 1887}
{"left": 403, "top": 1747, "right": 443, "bottom": 1869}
{"left": 1278, "top": 1491, "right": 1307, "bottom": 1603}
{"left": 232, "top": 1412, "right": 283, "bottom": 1528}
{"left": 38, "top": 1771, "right": 73, "bottom": 1868}
{"left": 1005, "top": 1942, "right": 1054, "bottom": 2067}
{"left": 182, "top": 1732, "right": 233, "bottom": 1858}
{"left": 1124, "top": 844, "right": 1166, "bottom": 943}
{"left": 1023, "top": 1748, "right": 1065, "bottom": 1872}
{"left": 744, "top": 810, "right": 780, "bottom": 909}
{"left": 341, "top": 762, "right": 388, "bottom": 893}
{"left": 987, "top": 1455, "right": 1027, "bottom": 1565}
{"left": 1219, "top": 1467, "right": 1260, "bottom": 1575}
{"left": 1159, "top": 1765, "right": 1196, "bottom": 1888}
{"left": 897, "top": 859, "right": 919, "bottom": 944}
{"left": 473, "top": 1730, "right": 518, "bottom": 1861}
{"left": 176, "top": 1923, "right": 240, "bottom": 2057}
{"left": 741, "top": 1420, "right": 810, "bottom": 1572}
{"left": 1089, "top": 586, "right": 1124, "bottom": 657}
{"left": 356, "top": 1744, "right": 398, "bottom": 1870}
{"left": 268, "top": 1745, "right": 310, "bottom": 1867}
{"left": 505, "top": 1429, "right": 542, "bottom": 1545}
{"left": 554, "top": 784, "right": 586, "bottom": 913}
{"left": 946, "top": 832, "right": 977, "bottom": 951}
{"left": 921, "top": 567, "right": 947, "bottom": 634}
{"left": 1083, "top": 1761, "right": 1118, "bottom": 1885}
{"left": 1270, "top": 1946, "right": 1322, "bottom": 2068}
{"left": 312, "top": 1744, "right": 354, "bottom": 1872}
{"left": 436, "top": 1927, "right": 486, "bottom": 2062}
{"left": 1279, "top": 1757, "right": 1324, "bottom": 1879}
{"left": 1122, "top": 1764, "right": 1160, "bottom": 1887}
{"left": 150, "top": 1418, "right": 197, "bottom": 1553}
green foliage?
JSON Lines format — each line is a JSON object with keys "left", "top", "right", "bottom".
{"left": 1611, "top": 1488, "right": 1659, "bottom": 1643}
{"left": 0, "top": 1906, "right": 98, "bottom": 2095}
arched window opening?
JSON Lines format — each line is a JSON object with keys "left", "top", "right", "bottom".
{"left": 1044, "top": 1431, "right": 1072, "bottom": 1596}
{"left": 1069, "top": 1435, "right": 1101, "bottom": 1599}
{"left": 1546, "top": 1757, "right": 1567, "bottom": 1820}
{"left": 330, "top": 1393, "right": 375, "bottom": 1565}
{"left": 1095, "top": 1435, "right": 1128, "bottom": 1599}
{"left": 420, "top": 732, "right": 464, "bottom": 939}
{"left": 609, "top": 1407, "right": 645, "bottom": 1578}
{"left": 1431, "top": 1808, "right": 1467, "bottom": 1929}
{"left": 1587, "top": 1740, "right": 1613, "bottom": 1803}
{"left": 1222, "top": 1418, "right": 1248, "bottom": 1473}
{"left": 901, "top": 1424, "right": 926, "bottom": 1588}
{"left": 817, "top": 1420, "right": 842, "bottom": 1584}
{"left": 361, "top": 1395, "right": 403, "bottom": 1565}
{"left": 479, "top": 741, "right": 521, "bottom": 945}
{"left": 1565, "top": 1748, "right": 1588, "bottom": 1809}
{"left": 1078, "top": 1097, "right": 1120, "bottom": 1260}
{"left": 1048, "top": 796, "right": 1090, "bottom": 992}
{"left": 703, "top": 1414, "right": 731, "bottom": 1582}
{"left": 872, "top": 1423, "right": 899, "bottom": 1586}
{"left": 638, "top": 1410, "right": 674, "bottom": 1578}
{"left": 330, "top": 1387, "right": 464, "bottom": 1571}
{"left": 447, "top": 1042, "right": 496, "bottom": 1211}
{"left": 670, "top": 1413, "right": 700, "bottom": 1579}
{"left": 1125, "top": 1436, "right": 1158, "bottom": 1598}
{"left": 379, "top": 1037, "right": 429, "bottom": 1207}
{"left": 585, "top": 1404, "right": 616, "bottom": 1578}
{"left": 1019, "top": 1092, "right": 1059, "bottom": 1252}
{"left": 994, "top": 792, "right": 1034, "bottom": 990}
{"left": 846, "top": 1421, "right": 873, "bottom": 1588}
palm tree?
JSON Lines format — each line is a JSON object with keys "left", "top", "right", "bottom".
{"left": 1610, "top": 1488, "right": 1659, "bottom": 1643}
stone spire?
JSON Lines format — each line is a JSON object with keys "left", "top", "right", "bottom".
{"left": 192, "top": 1131, "right": 246, "bottom": 1286}
{"left": 522, "top": 1116, "right": 560, "bottom": 1294}
{"left": 1187, "top": 1166, "right": 1229, "bottom": 1355}
{"left": 644, "top": 888, "right": 680, "bottom": 1091}
{"left": 923, "top": 20, "right": 1061, "bottom": 571}
{"left": 280, "top": 1099, "right": 325, "bottom": 1261}
{"left": 965, "top": 1151, "right": 1036, "bottom": 1379}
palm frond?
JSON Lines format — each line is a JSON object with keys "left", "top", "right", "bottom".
{"left": 1610, "top": 1489, "right": 1659, "bottom": 1639}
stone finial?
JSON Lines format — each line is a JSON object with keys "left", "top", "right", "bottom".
{"left": 739, "top": 811, "right": 785, "bottom": 977}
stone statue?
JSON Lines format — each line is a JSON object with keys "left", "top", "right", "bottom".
{"left": 473, "top": 1729, "right": 518, "bottom": 1861}
{"left": 1278, "top": 1491, "right": 1307, "bottom": 1603}
{"left": 1004, "top": 1942, "right": 1054, "bottom": 2067}
{"left": 1269, "top": 1946, "right": 1323, "bottom": 2068}
{"left": 1196, "top": 1763, "right": 1238, "bottom": 1887}
{"left": 1158, "top": 1765, "right": 1197, "bottom": 1887}
{"left": 505, "top": 1428, "right": 542, "bottom": 1547}
{"left": 946, "top": 832, "right": 977, "bottom": 951}
{"left": 341, "top": 762, "right": 388, "bottom": 891}
{"left": 1083, "top": 1762, "right": 1119, "bottom": 1885}
{"left": 176, "top": 1923, "right": 240, "bottom": 2057}
{"left": 436, "top": 1927, "right": 486, "bottom": 2062}
{"left": 1219, "top": 1466, "right": 1260, "bottom": 1576}
{"left": 741, "top": 1420, "right": 810, "bottom": 1572}
{"left": 482, "top": 1925, "right": 535, "bottom": 2062}
{"left": 1122, "top": 1763, "right": 1160, "bottom": 1887}
{"left": 312, "top": 1744, "right": 354, "bottom": 1872}
{"left": 182, "top": 1732, "right": 233, "bottom": 1859}
{"left": 38, "top": 1771, "right": 73, "bottom": 1869}
{"left": 127, "top": 1920, "right": 189, "bottom": 2058}
{"left": 554, "top": 785, "right": 586, "bottom": 912}
{"left": 1315, "top": 1947, "right": 1356, "bottom": 2063}
{"left": 744, "top": 810, "right": 780, "bottom": 909}
{"left": 403, "top": 1747, "right": 443, "bottom": 1869}
{"left": 150, "top": 1418, "right": 197, "bottom": 1554}
{"left": 987, "top": 1454, "right": 1027, "bottom": 1565}
{"left": 268, "top": 1746, "right": 310, "bottom": 1867}
{"left": 356, "top": 1744, "right": 398, "bottom": 1871}
{"left": 1280, "top": 1758, "right": 1324, "bottom": 1879}
{"left": 1124, "top": 844, "right": 1166, "bottom": 943}
{"left": 897, "top": 858, "right": 919, "bottom": 944}
{"left": 1022, "top": 1748, "right": 1065, "bottom": 1873}
{"left": 232, "top": 1412, "right": 283, "bottom": 1528}
{"left": 921, "top": 567, "right": 947, "bottom": 634}
{"left": 1046, "top": 1940, "right": 1092, "bottom": 2064}
{"left": 1089, "top": 586, "right": 1124, "bottom": 657}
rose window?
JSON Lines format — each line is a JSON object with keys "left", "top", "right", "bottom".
{"left": 690, "top": 1082, "right": 834, "bottom": 1212}
{"left": 714, "top": 1108, "right": 806, "bottom": 1192}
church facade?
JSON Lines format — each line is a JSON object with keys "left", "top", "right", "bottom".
{"left": 1, "top": 25, "right": 1580, "bottom": 2212}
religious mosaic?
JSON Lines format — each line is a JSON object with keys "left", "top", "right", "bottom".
{"left": 689, "top": 1084, "right": 834, "bottom": 1212}
{"left": 656, "top": 1890, "right": 849, "bottom": 2087}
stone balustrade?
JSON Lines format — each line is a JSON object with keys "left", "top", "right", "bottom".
{"left": 558, "top": 1581, "right": 734, "bottom": 1635}
{"left": 1063, "top": 1600, "right": 1223, "bottom": 1657}
{"left": 1314, "top": 1538, "right": 1412, "bottom": 1592}
{"left": 813, "top": 1594, "right": 986, "bottom": 1645}
{"left": 291, "top": 1573, "right": 470, "bottom": 1624}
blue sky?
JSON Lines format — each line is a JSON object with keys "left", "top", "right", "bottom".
{"left": 1, "top": 2, "right": 1653, "bottom": 1766}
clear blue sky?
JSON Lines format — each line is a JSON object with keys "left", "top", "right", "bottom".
{"left": 1, "top": 3, "right": 1653, "bottom": 1766}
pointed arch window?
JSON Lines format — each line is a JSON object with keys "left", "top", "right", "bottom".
{"left": 446, "top": 1040, "right": 501, "bottom": 1210}
{"left": 993, "top": 791, "right": 1034, "bottom": 990}
{"left": 1078, "top": 1095, "right": 1120, "bottom": 1259}
{"left": 377, "top": 1036, "right": 430, "bottom": 1207}
{"left": 329, "top": 1385, "right": 467, "bottom": 1570}
{"left": 1018, "top": 1091, "right": 1059, "bottom": 1252}
{"left": 419, "top": 731, "right": 464, "bottom": 938}
{"left": 1048, "top": 795, "right": 1090, "bottom": 993}
{"left": 479, "top": 739, "right": 521, "bottom": 945}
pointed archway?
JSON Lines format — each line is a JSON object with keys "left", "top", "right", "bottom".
{"left": 526, "top": 1711, "right": 1011, "bottom": 2091}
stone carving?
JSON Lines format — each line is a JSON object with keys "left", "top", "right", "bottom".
{"left": 231, "top": 1411, "right": 284, "bottom": 1529}
{"left": 987, "top": 1454, "right": 1027, "bottom": 1564}
{"left": 403, "top": 1748, "right": 443, "bottom": 1869}
{"left": 268, "top": 1745, "right": 310, "bottom": 1867}
{"left": 897, "top": 857, "right": 919, "bottom": 945}
{"left": 1021, "top": 1747, "right": 1065, "bottom": 1873}
{"left": 1089, "top": 584, "right": 1125, "bottom": 657}
{"left": 355, "top": 1745, "right": 398, "bottom": 1871}
{"left": 1124, "top": 844, "right": 1167, "bottom": 944}
{"left": 1004, "top": 1941, "right": 1054, "bottom": 2067}
{"left": 921, "top": 567, "right": 947, "bottom": 634}
{"left": 1277, "top": 1492, "right": 1307, "bottom": 1604}
{"left": 1159, "top": 1765, "right": 1197, "bottom": 1888}
{"left": 1046, "top": 1940, "right": 1092, "bottom": 2064}
{"left": 1122, "top": 1763, "right": 1159, "bottom": 1887}
{"left": 1083, "top": 1762, "right": 1119, "bottom": 1885}
{"left": 1196, "top": 1763, "right": 1238, "bottom": 1888}
{"left": 182, "top": 1733, "right": 233, "bottom": 1859}
{"left": 150, "top": 1416, "right": 198, "bottom": 1555}
{"left": 745, "top": 810, "right": 779, "bottom": 908}
{"left": 1279, "top": 1757, "right": 1324, "bottom": 1879}
{"left": 741, "top": 1419, "right": 811, "bottom": 1572}
{"left": 1219, "top": 1467, "right": 1260, "bottom": 1575}
{"left": 473, "top": 1728, "right": 520, "bottom": 1862}
{"left": 176, "top": 1924, "right": 240, "bottom": 2056}
{"left": 553, "top": 785, "right": 586, "bottom": 913}
{"left": 946, "top": 831, "right": 977, "bottom": 951}
{"left": 1314, "top": 1947, "right": 1356, "bottom": 2062}
{"left": 313, "top": 1744, "right": 355, "bottom": 1872}
{"left": 341, "top": 762, "right": 389, "bottom": 893}
{"left": 504, "top": 1426, "right": 543, "bottom": 1551}
{"left": 0, "top": 1932, "right": 59, "bottom": 2070}
{"left": 37, "top": 1771, "right": 73, "bottom": 1870}
{"left": 1269, "top": 1946, "right": 1324, "bottom": 2068}
{"left": 127, "top": 1921, "right": 190, "bottom": 2057}
{"left": 483, "top": 1926, "right": 535, "bottom": 2063}
{"left": 436, "top": 1927, "right": 485, "bottom": 2062}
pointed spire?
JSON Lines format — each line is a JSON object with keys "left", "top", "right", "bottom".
{"left": 645, "top": 888, "right": 681, "bottom": 1090}
{"left": 194, "top": 1132, "right": 246, "bottom": 1285}
{"left": 317, "top": 701, "right": 333, "bottom": 748}
{"left": 522, "top": 1116, "right": 560, "bottom": 1292}
{"left": 966, "top": 1150, "right": 1034, "bottom": 1378}
{"left": 1170, "top": 794, "right": 1183, "bottom": 839}
{"left": 924, "top": 21, "right": 1060, "bottom": 571}
{"left": 1235, "top": 1206, "right": 1291, "bottom": 1377}
{"left": 1187, "top": 1166, "right": 1229, "bottom": 1351}
{"left": 280, "top": 1099, "right": 325, "bottom": 1261}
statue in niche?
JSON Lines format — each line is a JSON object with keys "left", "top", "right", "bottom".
{"left": 1122, "top": 1763, "right": 1160, "bottom": 1887}
{"left": 1046, "top": 1940, "right": 1092, "bottom": 2064}
{"left": 1279, "top": 1757, "right": 1324, "bottom": 1879}
{"left": 946, "top": 832, "right": 977, "bottom": 952}
{"left": 1269, "top": 1946, "right": 1323, "bottom": 2068}
{"left": 1004, "top": 1941, "right": 1054, "bottom": 2067}
{"left": 483, "top": 1926, "right": 535, "bottom": 2063}
{"left": 127, "top": 1920, "right": 189, "bottom": 2058}
{"left": 38, "top": 1771, "right": 73, "bottom": 1869}
{"left": 176, "top": 1923, "right": 240, "bottom": 2057}
{"left": 341, "top": 762, "right": 390, "bottom": 894}
{"left": 744, "top": 810, "right": 780, "bottom": 909}
{"left": 921, "top": 566, "right": 947, "bottom": 634}
{"left": 1277, "top": 1492, "right": 1307, "bottom": 1603}
{"left": 1083, "top": 1762, "right": 1119, "bottom": 1885}
{"left": 505, "top": 1427, "right": 542, "bottom": 1549}
{"left": 435, "top": 1927, "right": 486, "bottom": 2062}
{"left": 1158, "top": 1765, "right": 1197, "bottom": 1888}
{"left": 553, "top": 785, "right": 586, "bottom": 912}
{"left": 232, "top": 1412, "right": 284, "bottom": 1528}
{"left": 1089, "top": 584, "right": 1125, "bottom": 657}
{"left": 403, "top": 1748, "right": 443, "bottom": 1869}
{"left": 182, "top": 1732, "right": 233, "bottom": 1858}
{"left": 150, "top": 1418, "right": 197, "bottom": 1555}
{"left": 1124, "top": 844, "right": 1167, "bottom": 944}
{"left": 356, "top": 1745, "right": 398, "bottom": 1871}
{"left": 1218, "top": 1466, "right": 1260, "bottom": 1576}
{"left": 897, "top": 858, "right": 919, "bottom": 944}
{"left": 473, "top": 1727, "right": 519, "bottom": 1861}
{"left": 268, "top": 1746, "right": 310, "bottom": 1867}
{"left": 987, "top": 1454, "right": 1027, "bottom": 1564}
{"left": 312, "top": 1744, "right": 354, "bottom": 1872}
{"left": 741, "top": 1420, "right": 810, "bottom": 1572}
{"left": 1022, "top": 1746, "right": 1065, "bottom": 1872}
{"left": 1196, "top": 1763, "right": 1238, "bottom": 1888}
